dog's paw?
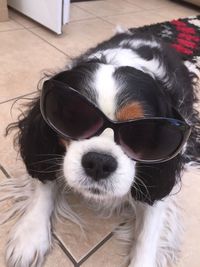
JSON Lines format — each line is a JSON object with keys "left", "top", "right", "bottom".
{"left": 6, "top": 219, "right": 52, "bottom": 267}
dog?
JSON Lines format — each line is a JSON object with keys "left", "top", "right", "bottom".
{"left": 1, "top": 30, "right": 200, "bottom": 267}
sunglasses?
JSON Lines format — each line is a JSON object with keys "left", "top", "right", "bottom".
{"left": 40, "top": 80, "right": 191, "bottom": 164}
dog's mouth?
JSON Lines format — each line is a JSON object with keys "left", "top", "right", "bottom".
{"left": 79, "top": 184, "right": 110, "bottom": 199}
{"left": 88, "top": 187, "right": 105, "bottom": 195}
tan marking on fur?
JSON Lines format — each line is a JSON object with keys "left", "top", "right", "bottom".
{"left": 116, "top": 102, "right": 144, "bottom": 121}
{"left": 59, "top": 139, "right": 70, "bottom": 148}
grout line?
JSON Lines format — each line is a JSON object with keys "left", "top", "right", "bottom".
{"left": 27, "top": 28, "right": 71, "bottom": 58}
{"left": 53, "top": 231, "right": 114, "bottom": 267}
{"left": 73, "top": 3, "right": 101, "bottom": 16}
{"left": 26, "top": 17, "right": 113, "bottom": 60}
{"left": 0, "top": 164, "right": 11, "bottom": 178}
{"left": 100, "top": 8, "right": 165, "bottom": 19}
{"left": 0, "top": 28, "right": 26, "bottom": 33}
{"left": 69, "top": 16, "right": 98, "bottom": 24}
{"left": 70, "top": 5, "right": 155, "bottom": 28}
{"left": 73, "top": 2, "right": 146, "bottom": 18}
{"left": 6, "top": 9, "right": 70, "bottom": 59}
{"left": 53, "top": 233, "right": 78, "bottom": 266}
{"left": 66, "top": 15, "right": 115, "bottom": 28}
{"left": 9, "top": 17, "right": 37, "bottom": 30}
{"left": 0, "top": 91, "right": 38, "bottom": 105}
{"left": 68, "top": 3, "right": 96, "bottom": 23}
{"left": 77, "top": 232, "right": 114, "bottom": 266}
{"left": 71, "top": 2, "right": 143, "bottom": 28}
{"left": 98, "top": 16, "right": 118, "bottom": 27}
{"left": 8, "top": 7, "right": 40, "bottom": 30}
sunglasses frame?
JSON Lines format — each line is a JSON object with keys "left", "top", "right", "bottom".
{"left": 40, "top": 80, "right": 191, "bottom": 164}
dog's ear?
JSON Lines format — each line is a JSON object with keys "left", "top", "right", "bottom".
{"left": 6, "top": 66, "right": 96, "bottom": 182}
{"left": 6, "top": 96, "right": 65, "bottom": 182}
{"left": 132, "top": 155, "right": 183, "bottom": 205}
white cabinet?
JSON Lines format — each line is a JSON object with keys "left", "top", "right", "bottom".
{"left": 8, "top": 0, "right": 70, "bottom": 34}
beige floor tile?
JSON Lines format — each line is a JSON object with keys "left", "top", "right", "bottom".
{"left": 0, "top": 166, "right": 7, "bottom": 180}
{"left": 0, "top": 171, "right": 11, "bottom": 267}
{"left": 70, "top": 4, "right": 96, "bottom": 22}
{"left": 0, "top": 99, "right": 33, "bottom": 177}
{"left": 31, "top": 19, "right": 115, "bottom": 58}
{"left": 0, "top": 29, "right": 67, "bottom": 102}
{"left": 0, "top": 19, "right": 23, "bottom": 32}
{"left": 125, "top": 0, "right": 176, "bottom": 10}
{"left": 0, "top": 223, "right": 11, "bottom": 267}
{"left": 75, "top": 0, "right": 142, "bottom": 17}
{"left": 155, "top": 3, "right": 199, "bottom": 20}
{"left": 179, "top": 171, "right": 200, "bottom": 219}
{"left": 55, "top": 193, "right": 121, "bottom": 262}
{"left": 0, "top": 168, "right": 4, "bottom": 179}
{"left": 0, "top": 169, "right": 5, "bottom": 181}
{"left": 43, "top": 244, "right": 73, "bottom": 267}
{"left": 8, "top": 8, "right": 40, "bottom": 29}
{"left": 177, "top": 217, "right": 200, "bottom": 267}
{"left": 176, "top": 170, "right": 200, "bottom": 267}
{"left": 103, "top": 10, "right": 167, "bottom": 28}
{"left": 81, "top": 235, "right": 124, "bottom": 267}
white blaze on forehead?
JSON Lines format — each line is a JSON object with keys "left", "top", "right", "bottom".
{"left": 94, "top": 64, "right": 117, "bottom": 120}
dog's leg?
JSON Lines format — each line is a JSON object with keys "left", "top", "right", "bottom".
{"left": 6, "top": 180, "right": 55, "bottom": 267}
{"left": 128, "top": 197, "right": 181, "bottom": 267}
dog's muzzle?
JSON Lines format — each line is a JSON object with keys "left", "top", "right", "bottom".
{"left": 63, "top": 136, "right": 136, "bottom": 199}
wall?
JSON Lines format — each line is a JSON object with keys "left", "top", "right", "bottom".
{"left": 0, "top": 0, "right": 8, "bottom": 22}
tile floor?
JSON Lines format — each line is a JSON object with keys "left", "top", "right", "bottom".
{"left": 0, "top": 0, "right": 200, "bottom": 266}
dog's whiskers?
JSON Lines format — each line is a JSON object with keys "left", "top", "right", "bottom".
{"left": 133, "top": 175, "right": 151, "bottom": 204}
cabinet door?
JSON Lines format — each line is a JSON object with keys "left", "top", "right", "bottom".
{"left": 8, "top": 0, "right": 70, "bottom": 34}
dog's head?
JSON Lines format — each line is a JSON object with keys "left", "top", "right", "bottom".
{"left": 11, "top": 36, "right": 194, "bottom": 204}
{"left": 12, "top": 60, "right": 188, "bottom": 205}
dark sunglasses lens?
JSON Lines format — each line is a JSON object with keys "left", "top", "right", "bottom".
{"left": 118, "top": 120, "right": 184, "bottom": 162}
{"left": 44, "top": 88, "right": 104, "bottom": 139}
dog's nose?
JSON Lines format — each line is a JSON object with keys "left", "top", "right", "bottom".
{"left": 81, "top": 152, "right": 117, "bottom": 181}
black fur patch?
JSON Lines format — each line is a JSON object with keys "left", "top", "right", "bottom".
{"left": 132, "top": 155, "right": 183, "bottom": 205}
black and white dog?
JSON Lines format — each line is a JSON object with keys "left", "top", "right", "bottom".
{"left": 1, "top": 30, "right": 200, "bottom": 267}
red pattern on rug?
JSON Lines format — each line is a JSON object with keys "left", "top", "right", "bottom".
{"left": 131, "top": 15, "right": 200, "bottom": 62}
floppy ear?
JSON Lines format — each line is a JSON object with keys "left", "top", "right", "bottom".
{"left": 132, "top": 155, "right": 184, "bottom": 205}
{"left": 7, "top": 96, "right": 65, "bottom": 182}
{"left": 7, "top": 66, "right": 97, "bottom": 182}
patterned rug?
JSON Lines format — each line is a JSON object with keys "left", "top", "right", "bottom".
{"left": 130, "top": 15, "right": 200, "bottom": 75}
